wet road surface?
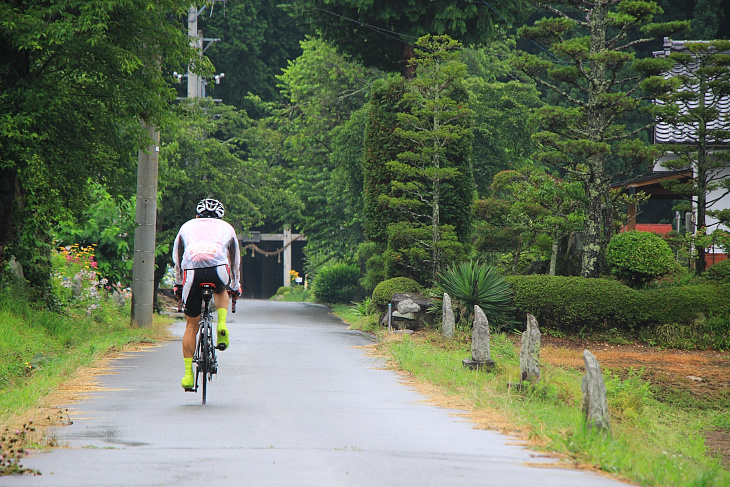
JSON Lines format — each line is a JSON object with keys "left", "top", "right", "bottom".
{"left": 2, "top": 300, "right": 629, "bottom": 487}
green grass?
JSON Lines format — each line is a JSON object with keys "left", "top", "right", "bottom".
{"left": 0, "top": 289, "right": 170, "bottom": 423}
{"left": 335, "top": 307, "right": 729, "bottom": 487}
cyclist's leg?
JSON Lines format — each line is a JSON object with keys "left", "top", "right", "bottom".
{"left": 213, "top": 265, "right": 232, "bottom": 350}
{"left": 181, "top": 270, "right": 203, "bottom": 389}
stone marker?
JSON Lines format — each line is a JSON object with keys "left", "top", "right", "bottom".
{"left": 442, "top": 293, "right": 455, "bottom": 338}
{"left": 581, "top": 350, "right": 610, "bottom": 431}
{"left": 519, "top": 313, "right": 541, "bottom": 383}
{"left": 463, "top": 305, "right": 495, "bottom": 370}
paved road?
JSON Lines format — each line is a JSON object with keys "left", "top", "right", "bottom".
{"left": 3, "top": 300, "right": 628, "bottom": 487}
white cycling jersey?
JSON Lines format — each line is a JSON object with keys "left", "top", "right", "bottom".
{"left": 172, "top": 217, "right": 241, "bottom": 291}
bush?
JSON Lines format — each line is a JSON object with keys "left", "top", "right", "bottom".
{"left": 704, "top": 259, "right": 730, "bottom": 283}
{"left": 507, "top": 275, "right": 643, "bottom": 332}
{"left": 370, "top": 277, "right": 423, "bottom": 313}
{"left": 313, "top": 263, "right": 360, "bottom": 304}
{"left": 641, "top": 283, "right": 730, "bottom": 325}
{"left": 606, "top": 231, "right": 677, "bottom": 287}
{"left": 508, "top": 275, "right": 730, "bottom": 336}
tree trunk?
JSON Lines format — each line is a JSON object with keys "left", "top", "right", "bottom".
{"left": 403, "top": 43, "right": 416, "bottom": 80}
{"left": 550, "top": 231, "right": 559, "bottom": 276}
{"left": 0, "top": 167, "right": 19, "bottom": 270}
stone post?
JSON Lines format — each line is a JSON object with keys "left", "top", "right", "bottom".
{"left": 581, "top": 350, "right": 610, "bottom": 431}
{"left": 463, "top": 305, "right": 495, "bottom": 370}
{"left": 519, "top": 313, "right": 541, "bottom": 383}
{"left": 442, "top": 293, "right": 455, "bottom": 338}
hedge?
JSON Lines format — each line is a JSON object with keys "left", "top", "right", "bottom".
{"left": 506, "top": 275, "right": 730, "bottom": 332}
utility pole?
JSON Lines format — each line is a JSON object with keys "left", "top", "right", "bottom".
{"left": 131, "top": 125, "right": 160, "bottom": 327}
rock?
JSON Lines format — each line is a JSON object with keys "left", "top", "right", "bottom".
{"left": 382, "top": 293, "right": 436, "bottom": 331}
{"left": 520, "top": 313, "right": 541, "bottom": 383}
{"left": 396, "top": 298, "right": 421, "bottom": 315}
{"left": 464, "top": 305, "right": 495, "bottom": 370}
{"left": 581, "top": 350, "right": 610, "bottom": 431}
{"left": 442, "top": 293, "right": 455, "bottom": 338}
{"left": 392, "top": 311, "right": 416, "bottom": 320}
{"left": 471, "top": 305, "right": 492, "bottom": 363}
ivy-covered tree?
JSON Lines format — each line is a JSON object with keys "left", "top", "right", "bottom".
{"left": 288, "top": 0, "right": 528, "bottom": 75}
{"left": 655, "top": 39, "right": 730, "bottom": 273}
{"left": 366, "top": 35, "right": 473, "bottom": 284}
{"left": 511, "top": 0, "right": 690, "bottom": 277}
{"left": 0, "top": 0, "right": 197, "bottom": 298}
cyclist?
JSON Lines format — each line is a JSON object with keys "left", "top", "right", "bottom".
{"left": 172, "top": 198, "right": 241, "bottom": 391}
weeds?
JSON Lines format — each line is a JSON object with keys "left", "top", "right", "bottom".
{"left": 358, "top": 328, "right": 730, "bottom": 487}
{"left": 0, "top": 422, "right": 40, "bottom": 476}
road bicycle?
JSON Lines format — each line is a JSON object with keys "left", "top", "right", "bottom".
{"left": 180, "top": 283, "right": 237, "bottom": 405}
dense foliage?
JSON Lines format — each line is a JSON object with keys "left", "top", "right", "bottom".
{"left": 370, "top": 277, "right": 423, "bottom": 313}
{"left": 313, "top": 263, "right": 360, "bottom": 304}
{"left": 606, "top": 231, "right": 677, "bottom": 287}
{"left": 508, "top": 275, "right": 730, "bottom": 332}
{"left": 288, "top": 0, "right": 528, "bottom": 74}
{"left": 0, "top": 0, "right": 197, "bottom": 299}
{"left": 437, "top": 260, "right": 513, "bottom": 326}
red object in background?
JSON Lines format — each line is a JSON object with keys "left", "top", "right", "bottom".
{"left": 621, "top": 223, "right": 673, "bottom": 234}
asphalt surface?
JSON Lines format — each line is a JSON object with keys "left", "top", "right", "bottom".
{"left": 2, "top": 300, "right": 630, "bottom": 487}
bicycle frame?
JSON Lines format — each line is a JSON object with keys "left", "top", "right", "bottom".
{"left": 193, "top": 283, "right": 218, "bottom": 406}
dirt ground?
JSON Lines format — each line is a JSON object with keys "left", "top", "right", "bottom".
{"left": 537, "top": 335, "right": 730, "bottom": 469}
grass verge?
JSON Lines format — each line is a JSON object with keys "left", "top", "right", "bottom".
{"left": 0, "top": 288, "right": 172, "bottom": 475}
{"left": 333, "top": 307, "right": 730, "bottom": 487}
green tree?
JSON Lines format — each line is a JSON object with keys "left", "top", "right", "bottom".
{"left": 288, "top": 0, "right": 528, "bottom": 75}
{"left": 0, "top": 0, "right": 197, "bottom": 298}
{"left": 467, "top": 77, "right": 542, "bottom": 197}
{"left": 655, "top": 40, "right": 730, "bottom": 274}
{"left": 157, "top": 99, "right": 293, "bottom": 304}
{"left": 379, "top": 35, "right": 474, "bottom": 284}
{"left": 198, "top": 0, "right": 304, "bottom": 113}
{"left": 491, "top": 167, "right": 585, "bottom": 275}
{"left": 511, "top": 0, "right": 689, "bottom": 278}
{"left": 263, "top": 37, "right": 382, "bottom": 269}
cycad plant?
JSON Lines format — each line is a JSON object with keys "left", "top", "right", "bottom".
{"left": 437, "top": 260, "right": 514, "bottom": 327}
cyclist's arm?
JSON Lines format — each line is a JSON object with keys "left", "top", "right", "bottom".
{"left": 172, "top": 232, "right": 185, "bottom": 286}
{"left": 227, "top": 234, "right": 241, "bottom": 293}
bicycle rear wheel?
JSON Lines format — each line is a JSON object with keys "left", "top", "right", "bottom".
{"left": 200, "top": 316, "right": 210, "bottom": 406}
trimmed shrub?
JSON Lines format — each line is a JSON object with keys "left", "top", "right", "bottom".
{"left": 313, "top": 263, "right": 360, "bottom": 304}
{"left": 370, "top": 277, "right": 422, "bottom": 313}
{"left": 507, "top": 275, "right": 642, "bottom": 332}
{"left": 606, "top": 231, "right": 677, "bottom": 287}
{"left": 704, "top": 259, "right": 730, "bottom": 284}
{"left": 507, "top": 276, "right": 730, "bottom": 335}
{"left": 641, "top": 283, "right": 730, "bottom": 325}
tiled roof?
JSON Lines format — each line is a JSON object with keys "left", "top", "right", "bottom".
{"left": 653, "top": 38, "right": 730, "bottom": 144}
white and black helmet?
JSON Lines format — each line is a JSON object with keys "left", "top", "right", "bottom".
{"left": 196, "top": 198, "right": 225, "bottom": 218}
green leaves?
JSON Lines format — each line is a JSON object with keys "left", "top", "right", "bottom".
{"left": 606, "top": 231, "right": 677, "bottom": 287}
{"left": 437, "top": 260, "right": 514, "bottom": 325}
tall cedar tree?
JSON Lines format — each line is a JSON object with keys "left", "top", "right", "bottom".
{"left": 511, "top": 0, "right": 689, "bottom": 277}
{"left": 287, "top": 0, "right": 527, "bottom": 75}
{"left": 367, "top": 36, "right": 473, "bottom": 284}
{"left": 655, "top": 40, "right": 730, "bottom": 273}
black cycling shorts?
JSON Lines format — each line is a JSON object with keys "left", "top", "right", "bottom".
{"left": 181, "top": 265, "right": 231, "bottom": 317}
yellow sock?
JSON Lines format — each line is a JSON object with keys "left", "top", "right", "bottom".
{"left": 217, "top": 308, "right": 227, "bottom": 328}
{"left": 184, "top": 357, "right": 193, "bottom": 375}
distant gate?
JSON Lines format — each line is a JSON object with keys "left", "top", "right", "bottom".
{"left": 237, "top": 229, "right": 306, "bottom": 299}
